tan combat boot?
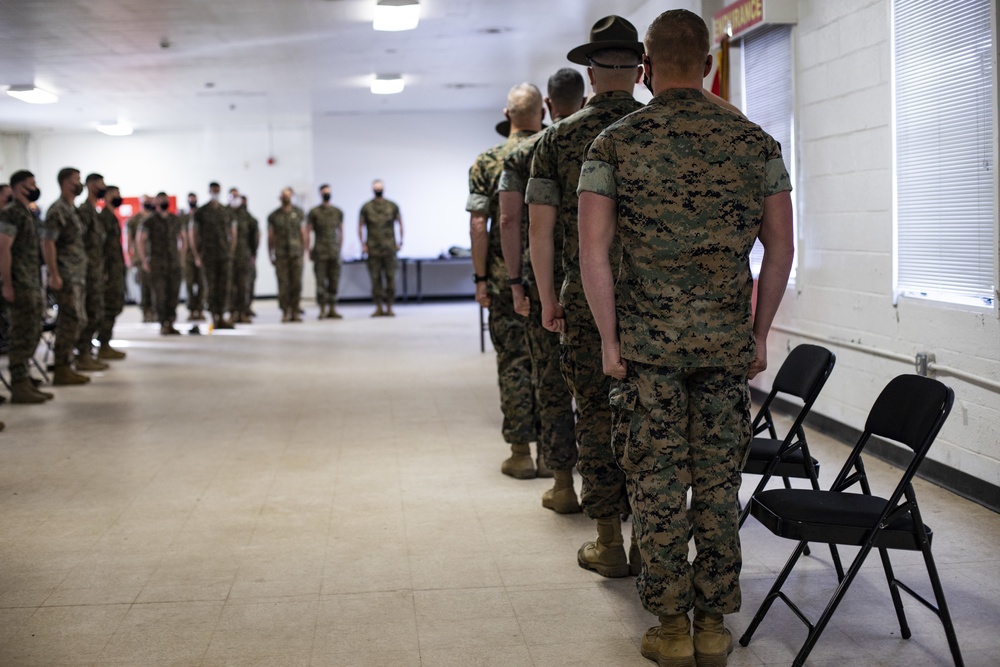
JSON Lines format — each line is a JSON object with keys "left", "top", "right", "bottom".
{"left": 535, "top": 452, "right": 553, "bottom": 478}
{"left": 318, "top": 306, "right": 327, "bottom": 320}
{"left": 384, "top": 301, "right": 395, "bottom": 317}
{"left": 500, "top": 443, "right": 535, "bottom": 479}
{"left": 281, "top": 309, "right": 290, "bottom": 323}
{"left": 329, "top": 307, "right": 343, "bottom": 319}
{"left": 10, "top": 379, "right": 46, "bottom": 404}
{"left": 371, "top": 302, "right": 384, "bottom": 317}
{"left": 693, "top": 609, "right": 733, "bottom": 667}
{"left": 97, "top": 344, "right": 126, "bottom": 360}
{"left": 75, "top": 354, "right": 109, "bottom": 371}
{"left": 53, "top": 364, "right": 91, "bottom": 385}
{"left": 578, "top": 517, "right": 630, "bottom": 577}
{"left": 541, "top": 469, "right": 581, "bottom": 514}
{"left": 290, "top": 308, "right": 302, "bottom": 322}
{"left": 641, "top": 613, "right": 696, "bottom": 667}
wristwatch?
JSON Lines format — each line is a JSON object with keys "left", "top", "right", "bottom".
{"left": 507, "top": 277, "right": 525, "bottom": 287}
{"left": 473, "top": 274, "right": 488, "bottom": 283}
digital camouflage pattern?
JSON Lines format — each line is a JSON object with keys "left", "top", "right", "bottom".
{"left": 141, "top": 213, "right": 183, "bottom": 323}
{"left": 0, "top": 200, "right": 43, "bottom": 381}
{"left": 577, "top": 88, "right": 792, "bottom": 368}
{"left": 76, "top": 200, "right": 105, "bottom": 352}
{"left": 526, "top": 90, "right": 642, "bottom": 348}
{"left": 231, "top": 206, "right": 258, "bottom": 315}
{"left": 268, "top": 206, "right": 305, "bottom": 313}
{"left": 193, "top": 203, "right": 233, "bottom": 316}
{"left": 41, "top": 198, "right": 88, "bottom": 286}
{"left": 128, "top": 210, "right": 153, "bottom": 312}
{"left": 98, "top": 206, "right": 126, "bottom": 344}
{"left": 610, "top": 363, "right": 751, "bottom": 615}
{"left": 309, "top": 204, "right": 344, "bottom": 307}
{"left": 497, "top": 130, "right": 549, "bottom": 285}
{"left": 360, "top": 198, "right": 400, "bottom": 255}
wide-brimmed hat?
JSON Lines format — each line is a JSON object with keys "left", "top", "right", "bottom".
{"left": 567, "top": 15, "right": 644, "bottom": 66}
{"left": 495, "top": 119, "right": 548, "bottom": 138}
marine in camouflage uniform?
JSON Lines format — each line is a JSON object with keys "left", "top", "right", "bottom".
{"left": 127, "top": 202, "right": 154, "bottom": 320}
{"left": 267, "top": 190, "right": 306, "bottom": 323}
{"left": 230, "top": 198, "right": 258, "bottom": 322}
{"left": 0, "top": 172, "right": 53, "bottom": 402}
{"left": 138, "top": 198, "right": 184, "bottom": 334}
{"left": 308, "top": 188, "right": 344, "bottom": 319}
{"left": 577, "top": 10, "right": 795, "bottom": 663}
{"left": 192, "top": 192, "right": 235, "bottom": 328}
{"left": 75, "top": 175, "right": 108, "bottom": 369}
{"left": 96, "top": 188, "right": 127, "bottom": 359}
{"left": 468, "top": 116, "right": 541, "bottom": 475}
{"left": 40, "top": 168, "right": 91, "bottom": 384}
{"left": 497, "top": 73, "right": 582, "bottom": 499}
{"left": 182, "top": 196, "right": 206, "bottom": 320}
{"left": 359, "top": 183, "right": 402, "bottom": 316}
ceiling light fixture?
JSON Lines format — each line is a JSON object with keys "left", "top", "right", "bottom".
{"left": 371, "top": 74, "right": 404, "bottom": 95}
{"left": 5, "top": 85, "right": 58, "bottom": 104}
{"left": 373, "top": 0, "right": 420, "bottom": 31}
{"left": 96, "top": 121, "right": 134, "bottom": 136}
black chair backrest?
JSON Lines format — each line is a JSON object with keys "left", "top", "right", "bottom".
{"left": 771, "top": 344, "right": 836, "bottom": 401}
{"left": 865, "top": 375, "right": 954, "bottom": 453}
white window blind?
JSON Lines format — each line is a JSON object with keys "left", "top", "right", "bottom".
{"left": 893, "top": 0, "right": 996, "bottom": 307}
{"left": 742, "top": 25, "right": 796, "bottom": 280}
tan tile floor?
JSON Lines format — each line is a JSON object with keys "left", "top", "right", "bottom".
{"left": 0, "top": 301, "right": 997, "bottom": 666}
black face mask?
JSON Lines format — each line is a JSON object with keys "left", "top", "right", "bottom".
{"left": 143, "top": 202, "right": 155, "bottom": 211}
{"left": 95, "top": 187, "right": 107, "bottom": 199}
{"left": 158, "top": 202, "right": 170, "bottom": 212}
{"left": 26, "top": 187, "right": 41, "bottom": 203}
{"left": 72, "top": 183, "right": 84, "bottom": 197}
{"left": 322, "top": 193, "right": 331, "bottom": 203}
{"left": 188, "top": 200, "right": 197, "bottom": 209}
{"left": 373, "top": 190, "right": 383, "bottom": 198}
{"left": 110, "top": 196, "right": 123, "bottom": 208}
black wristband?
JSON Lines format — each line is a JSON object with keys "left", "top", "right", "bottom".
{"left": 507, "top": 277, "right": 525, "bottom": 287}
{"left": 473, "top": 274, "right": 488, "bottom": 283}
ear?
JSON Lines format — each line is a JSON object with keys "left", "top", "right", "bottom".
{"left": 503, "top": 108, "right": 510, "bottom": 121}
{"left": 634, "top": 65, "right": 643, "bottom": 85}
{"left": 703, "top": 53, "right": 713, "bottom": 78}
{"left": 587, "top": 67, "right": 596, "bottom": 89}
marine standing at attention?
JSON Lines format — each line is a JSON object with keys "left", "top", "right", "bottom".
{"left": 359, "top": 180, "right": 402, "bottom": 317}
{"left": 268, "top": 187, "right": 307, "bottom": 323}
{"left": 308, "top": 183, "right": 344, "bottom": 320}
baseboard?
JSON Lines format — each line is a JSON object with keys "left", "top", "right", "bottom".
{"left": 750, "top": 387, "right": 1000, "bottom": 514}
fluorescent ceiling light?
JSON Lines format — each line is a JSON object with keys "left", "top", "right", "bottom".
{"left": 371, "top": 75, "right": 404, "bottom": 95}
{"left": 96, "top": 122, "right": 134, "bottom": 136}
{"left": 373, "top": 0, "right": 420, "bottom": 31}
{"left": 5, "top": 85, "right": 58, "bottom": 104}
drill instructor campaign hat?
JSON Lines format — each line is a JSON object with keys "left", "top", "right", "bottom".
{"left": 567, "top": 15, "right": 644, "bottom": 66}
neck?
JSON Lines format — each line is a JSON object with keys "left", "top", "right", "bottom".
{"left": 15, "top": 195, "right": 30, "bottom": 208}
{"left": 61, "top": 191, "right": 75, "bottom": 203}
{"left": 652, "top": 72, "right": 704, "bottom": 95}
{"left": 593, "top": 80, "right": 637, "bottom": 96}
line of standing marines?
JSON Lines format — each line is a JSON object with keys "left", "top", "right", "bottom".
{"left": 467, "top": 11, "right": 794, "bottom": 667}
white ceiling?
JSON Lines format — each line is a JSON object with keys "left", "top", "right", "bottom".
{"left": 0, "top": 0, "right": 695, "bottom": 133}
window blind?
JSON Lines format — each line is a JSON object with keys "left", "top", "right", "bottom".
{"left": 742, "top": 24, "right": 795, "bottom": 279}
{"left": 893, "top": 0, "right": 995, "bottom": 307}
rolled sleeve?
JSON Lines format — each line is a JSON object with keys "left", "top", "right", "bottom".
{"left": 0, "top": 220, "right": 17, "bottom": 239}
{"left": 38, "top": 219, "right": 59, "bottom": 241}
{"left": 465, "top": 193, "right": 489, "bottom": 214}
{"left": 576, "top": 160, "right": 617, "bottom": 199}
{"left": 498, "top": 168, "right": 523, "bottom": 195}
{"left": 524, "top": 177, "right": 560, "bottom": 206}
{"left": 765, "top": 158, "right": 792, "bottom": 195}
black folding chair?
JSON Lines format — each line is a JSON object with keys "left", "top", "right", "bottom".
{"left": 739, "top": 374, "right": 963, "bottom": 667}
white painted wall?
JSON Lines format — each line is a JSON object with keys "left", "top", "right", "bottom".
{"left": 753, "top": 0, "right": 1000, "bottom": 488}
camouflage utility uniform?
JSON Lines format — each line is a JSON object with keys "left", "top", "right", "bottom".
{"left": 230, "top": 205, "right": 258, "bottom": 318}
{"left": 308, "top": 204, "right": 343, "bottom": 309}
{"left": 0, "top": 200, "right": 43, "bottom": 382}
{"left": 359, "top": 198, "right": 400, "bottom": 305}
{"left": 526, "top": 90, "right": 643, "bottom": 519}
{"left": 127, "top": 210, "right": 152, "bottom": 313}
{"left": 268, "top": 206, "right": 305, "bottom": 315}
{"left": 497, "top": 130, "right": 576, "bottom": 471}
{"left": 192, "top": 203, "right": 233, "bottom": 320}
{"left": 467, "top": 130, "right": 539, "bottom": 446}
{"left": 183, "top": 208, "right": 205, "bottom": 315}
{"left": 41, "top": 198, "right": 87, "bottom": 365}
{"left": 577, "top": 88, "right": 792, "bottom": 616}
{"left": 76, "top": 200, "right": 105, "bottom": 355}
{"left": 97, "top": 206, "right": 126, "bottom": 346}
{"left": 141, "top": 213, "right": 183, "bottom": 324}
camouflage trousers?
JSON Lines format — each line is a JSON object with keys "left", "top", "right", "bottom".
{"left": 6, "top": 285, "right": 43, "bottom": 382}
{"left": 487, "top": 286, "right": 538, "bottom": 445}
{"left": 526, "top": 288, "right": 576, "bottom": 470}
{"left": 54, "top": 281, "right": 85, "bottom": 365}
{"left": 610, "top": 361, "right": 751, "bottom": 617}
{"left": 98, "top": 264, "right": 126, "bottom": 345}
{"left": 230, "top": 256, "right": 253, "bottom": 315}
{"left": 185, "top": 255, "right": 205, "bottom": 312}
{"left": 202, "top": 254, "right": 230, "bottom": 317}
{"left": 139, "top": 267, "right": 152, "bottom": 312}
{"left": 561, "top": 338, "right": 628, "bottom": 519}
{"left": 366, "top": 253, "right": 396, "bottom": 304}
{"left": 150, "top": 264, "right": 180, "bottom": 324}
{"left": 314, "top": 258, "right": 341, "bottom": 306}
{"left": 274, "top": 253, "right": 303, "bottom": 313}
{"left": 76, "top": 271, "right": 104, "bottom": 354}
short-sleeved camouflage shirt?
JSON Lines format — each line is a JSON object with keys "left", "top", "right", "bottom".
{"left": 141, "top": 213, "right": 182, "bottom": 267}
{"left": 193, "top": 203, "right": 233, "bottom": 258}
{"left": 267, "top": 206, "right": 305, "bottom": 258}
{"left": 77, "top": 200, "right": 106, "bottom": 283}
{"left": 231, "top": 207, "right": 258, "bottom": 256}
{"left": 577, "top": 87, "right": 792, "bottom": 368}
{"left": 40, "top": 198, "right": 88, "bottom": 286}
{"left": 308, "top": 204, "right": 344, "bottom": 261}
{"left": 99, "top": 207, "right": 125, "bottom": 274}
{"left": 360, "top": 198, "right": 400, "bottom": 256}
{"left": 0, "top": 200, "right": 42, "bottom": 289}
{"left": 466, "top": 129, "right": 536, "bottom": 295}
{"left": 525, "top": 90, "right": 643, "bottom": 346}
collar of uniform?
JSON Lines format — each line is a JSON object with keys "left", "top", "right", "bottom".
{"left": 507, "top": 129, "right": 537, "bottom": 143}
{"left": 586, "top": 89, "right": 637, "bottom": 108}
{"left": 650, "top": 87, "right": 705, "bottom": 104}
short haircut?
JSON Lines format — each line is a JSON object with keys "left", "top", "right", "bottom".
{"left": 209, "top": 181, "right": 220, "bottom": 189}
{"left": 644, "top": 9, "right": 710, "bottom": 77}
{"left": 229, "top": 187, "right": 239, "bottom": 194}
{"left": 85, "top": 172, "right": 104, "bottom": 184}
{"left": 188, "top": 192, "right": 197, "bottom": 197}
{"left": 9, "top": 171, "right": 32, "bottom": 188}
{"left": 589, "top": 48, "right": 642, "bottom": 67}
{"left": 319, "top": 183, "right": 330, "bottom": 191}
{"left": 156, "top": 191, "right": 168, "bottom": 198}
{"left": 106, "top": 185, "right": 120, "bottom": 193}
{"left": 506, "top": 82, "right": 543, "bottom": 125}
{"left": 57, "top": 167, "right": 80, "bottom": 186}
{"left": 547, "top": 68, "right": 585, "bottom": 106}
{"left": 372, "top": 179, "right": 383, "bottom": 186}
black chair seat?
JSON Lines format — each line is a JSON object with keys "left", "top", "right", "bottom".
{"left": 744, "top": 438, "right": 821, "bottom": 477}
{"left": 751, "top": 489, "right": 932, "bottom": 551}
